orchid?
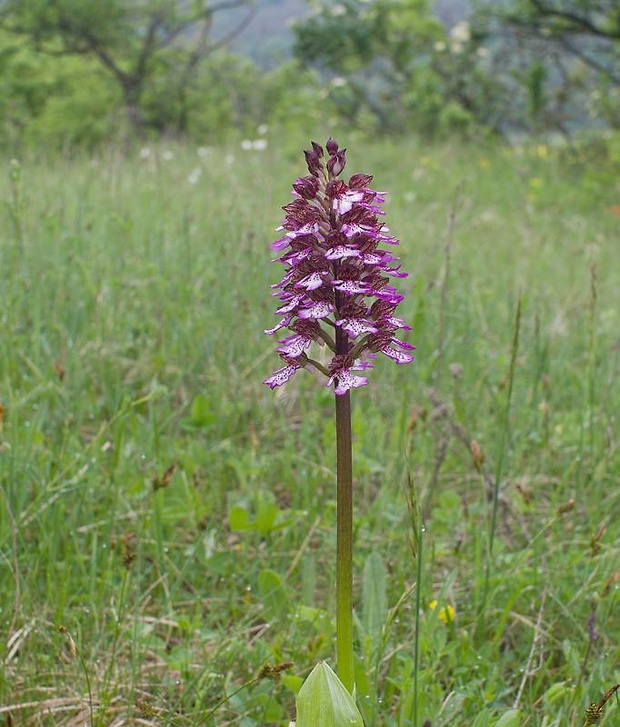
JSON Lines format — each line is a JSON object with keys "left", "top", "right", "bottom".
{"left": 264, "top": 140, "right": 414, "bottom": 710}
{"left": 264, "top": 138, "right": 414, "bottom": 395}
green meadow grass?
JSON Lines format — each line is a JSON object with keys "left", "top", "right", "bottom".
{"left": 0, "top": 136, "right": 619, "bottom": 726}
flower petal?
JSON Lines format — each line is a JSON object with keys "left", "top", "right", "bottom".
{"left": 332, "top": 280, "right": 370, "bottom": 295}
{"left": 325, "top": 246, "right": 361, "bottom": 261}
{"left": 264, "top": 317, "right": 292, "bottom": 335}
{"left": 336, "top": 318, "right": 378, "bottom": 337}
{"left": 299, "top": 300, "right": 334, "bottom": 319}
{"left": 328, "top": 369, "right": 369, "bottom": 395}
{"left": 380, "top": 347, "right": 415, "bottom": 364}
{"left": 296, "top": 272, "right": 326, "bottom": 291}
{"left": 277, "top": 333, "right": 314, "bottom": 357}
{"left": 263, "top": 363, "right": 301, "bottom": 388}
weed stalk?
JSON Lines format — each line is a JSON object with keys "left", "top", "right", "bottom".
{"left": 9, "top": 159, "right": 24, "bottom": 273}
{"left": 58, "top": 626, "right": 95, "bottom": 727}
{"left": 577, "top": 263, "right": 598, "bottom": 491}
{"left": 411, "top": 488, "right": 424, "bottom": 727}
{"left": 437, "top": 182, "right": 463, "bottom": 388}
{"left": 480, "top": 295, "right": 521, "bottom": 619}
{"left": 102, "top": 567, "right": 131, "bottom": 696}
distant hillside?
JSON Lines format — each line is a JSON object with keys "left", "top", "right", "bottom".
{"left": 214, "top": 0, "right": 471, "bottom": 69}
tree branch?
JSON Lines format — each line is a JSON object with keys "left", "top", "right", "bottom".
{"left": 57, "top": 17, "right": 129, "bottom": 85}
{"left": 135, "top": 7, "right": 167, "bottom": 81}
{"left": 0, "top": 0, "right": 257, "bottom": 132}
{"left": 528, "top": 0, "right": 620, "bottom": 40}
{"left": 151, "top": 0, "right": 253, "bottom": 51}
{"left": 493, "top": 1, "right": 620, "bottom": 86}
{"left": 207, "top": 3, "right": 256, "bottom": 53}
{"left": 174, "top": 2, "right": 256, "bottom": 104}
{"left": 208, "top": 0, "right": 253, "bottom": 14}
{"left": 558, "top": 36, "right": 620, "bottom": 84}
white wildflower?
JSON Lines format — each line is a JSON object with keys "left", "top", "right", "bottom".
{"left": 187, "top": 167, "right": 202, "bottom": 185}
{"left": 450, "top": 21, "right": 470, "bottom": 43}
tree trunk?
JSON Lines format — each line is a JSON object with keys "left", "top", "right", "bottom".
{"left": 122, "top": 79, "right": 145, "bottom": 138}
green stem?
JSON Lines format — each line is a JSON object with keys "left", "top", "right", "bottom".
{"left": 479, "top": 295, "right": 521, "bottom": 623}
{"left": 335, "top": 389, "right": 354, "bottom": 694}
{"left": 197, "top": 676, "right": 261, "bottom": 725}
{"left": 489, "top": 296, "right": 520, "bottom": 556}
{"left": 9, "top": 159, "right": 24, "bottom": 276}
{"left": 412, "top": 501, "right": 424, "bottom": 727}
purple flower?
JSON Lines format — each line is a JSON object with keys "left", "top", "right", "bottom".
{"left": 264, "top": 139, "right": 414, "bottom": 395}
{"left": 587, "top": 612, "right": 598, "bottom": 643}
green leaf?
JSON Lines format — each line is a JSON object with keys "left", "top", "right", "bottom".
{"left": 494, "top": 709, "right": 522, "bottom": 727}
{"left": 296, "top": 661, "right": 365, "bottom": 727}
{"left": 189, "top": 394, "right": 216, "bottom": 428}
{"left": 472, "top": 709, "right": 491, "bottom": 727}
{"left": 362, "top": 551, "right": 388, "bottom": 642}
{"left": 258, "top": 568, "right": 289, "bottom": 617}
{"left": 353, "top": 654, "right": 372, "bottom": 710}
{"left": 282, "top": 674, "right": 304, "bottom": 693}
{"left": 543, "top": 682, "right": 571, "bottom": 707}
{"left": 295, "top": 605, "right": 333, "bottom": 637}
{"left": 228, "top": 504, "right": 250, "bottom": 531}
{"left": 176, "top": 617, "right": 192, "bottom": 632}
{"left": 255, "top": 498, "right": 280, "bottom": 535}
{"left": 204, "top": 552, "right": 234, "bottom": 576}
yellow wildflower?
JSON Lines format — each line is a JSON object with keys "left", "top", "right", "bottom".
{"left": 429, "top": 600, "right": 456, "bottom": 625}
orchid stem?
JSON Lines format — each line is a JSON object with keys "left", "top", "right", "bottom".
{"left": 335, "top": 389, "right": 354, "bottom": 694}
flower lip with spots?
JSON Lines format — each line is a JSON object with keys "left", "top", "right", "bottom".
{"left": 264, "top": 138, "right": 414, "bottom": 395}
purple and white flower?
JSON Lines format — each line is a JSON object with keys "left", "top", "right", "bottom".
{"left": 264, "top": 139, "right": 414, "bottom": 395}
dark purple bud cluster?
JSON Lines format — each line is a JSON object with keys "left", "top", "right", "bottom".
{"left": 264, "top": 139, "right": 414, "bottom": 395}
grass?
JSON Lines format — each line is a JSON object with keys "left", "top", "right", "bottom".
{"left": 0, "top": 134, "right": 619, "bottom": 726}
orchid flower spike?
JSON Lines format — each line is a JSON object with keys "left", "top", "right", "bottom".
{"left": 264, "top": 138, "right": 414, "bottom": 395}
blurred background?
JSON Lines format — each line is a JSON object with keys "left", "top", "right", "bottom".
{"left": 0, "top": 0, "right": 618, "bottom": 151}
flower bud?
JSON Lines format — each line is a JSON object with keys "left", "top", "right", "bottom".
{"left": 327, "top": 150, "right": 347, "bottom": 177}
{"left": 348, "top": 173, "right": 373, "bottom": 189}
{"left": 304, "top": 149, "right": 322, "bottom": 176}
{"left": 293, "top": 175, "right": 320, "bottom": 200}
{"left": 326, "top": 137, "right": 339, "bottom": 155}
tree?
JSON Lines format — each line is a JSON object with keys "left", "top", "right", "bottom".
{"left": 497, "top": 0, "right": 620, "bottom": 84}
{"left": 294, "top": 0, "right": 444, "bottom": 133}
{"left": 0, "top": 30, "right": 121, "bottom": 150}
{"left": 0, "top": 0, "right": 255, "bottom": 135}
{"left": 478, "top": 0, "right": 620, "bottom": 130}
{"left": 293, "top": 0, "right": 507, "bottom": 137}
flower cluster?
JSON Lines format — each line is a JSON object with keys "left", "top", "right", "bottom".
{"left": 264, "top": 139, "right": 414, "bottom": 395}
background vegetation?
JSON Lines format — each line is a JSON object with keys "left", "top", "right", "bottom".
{"left": 0, "top": 1, "right": 619, "bottom": 726}
{"left": 0, "top": 0, "right": 619, "bottom": 149}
